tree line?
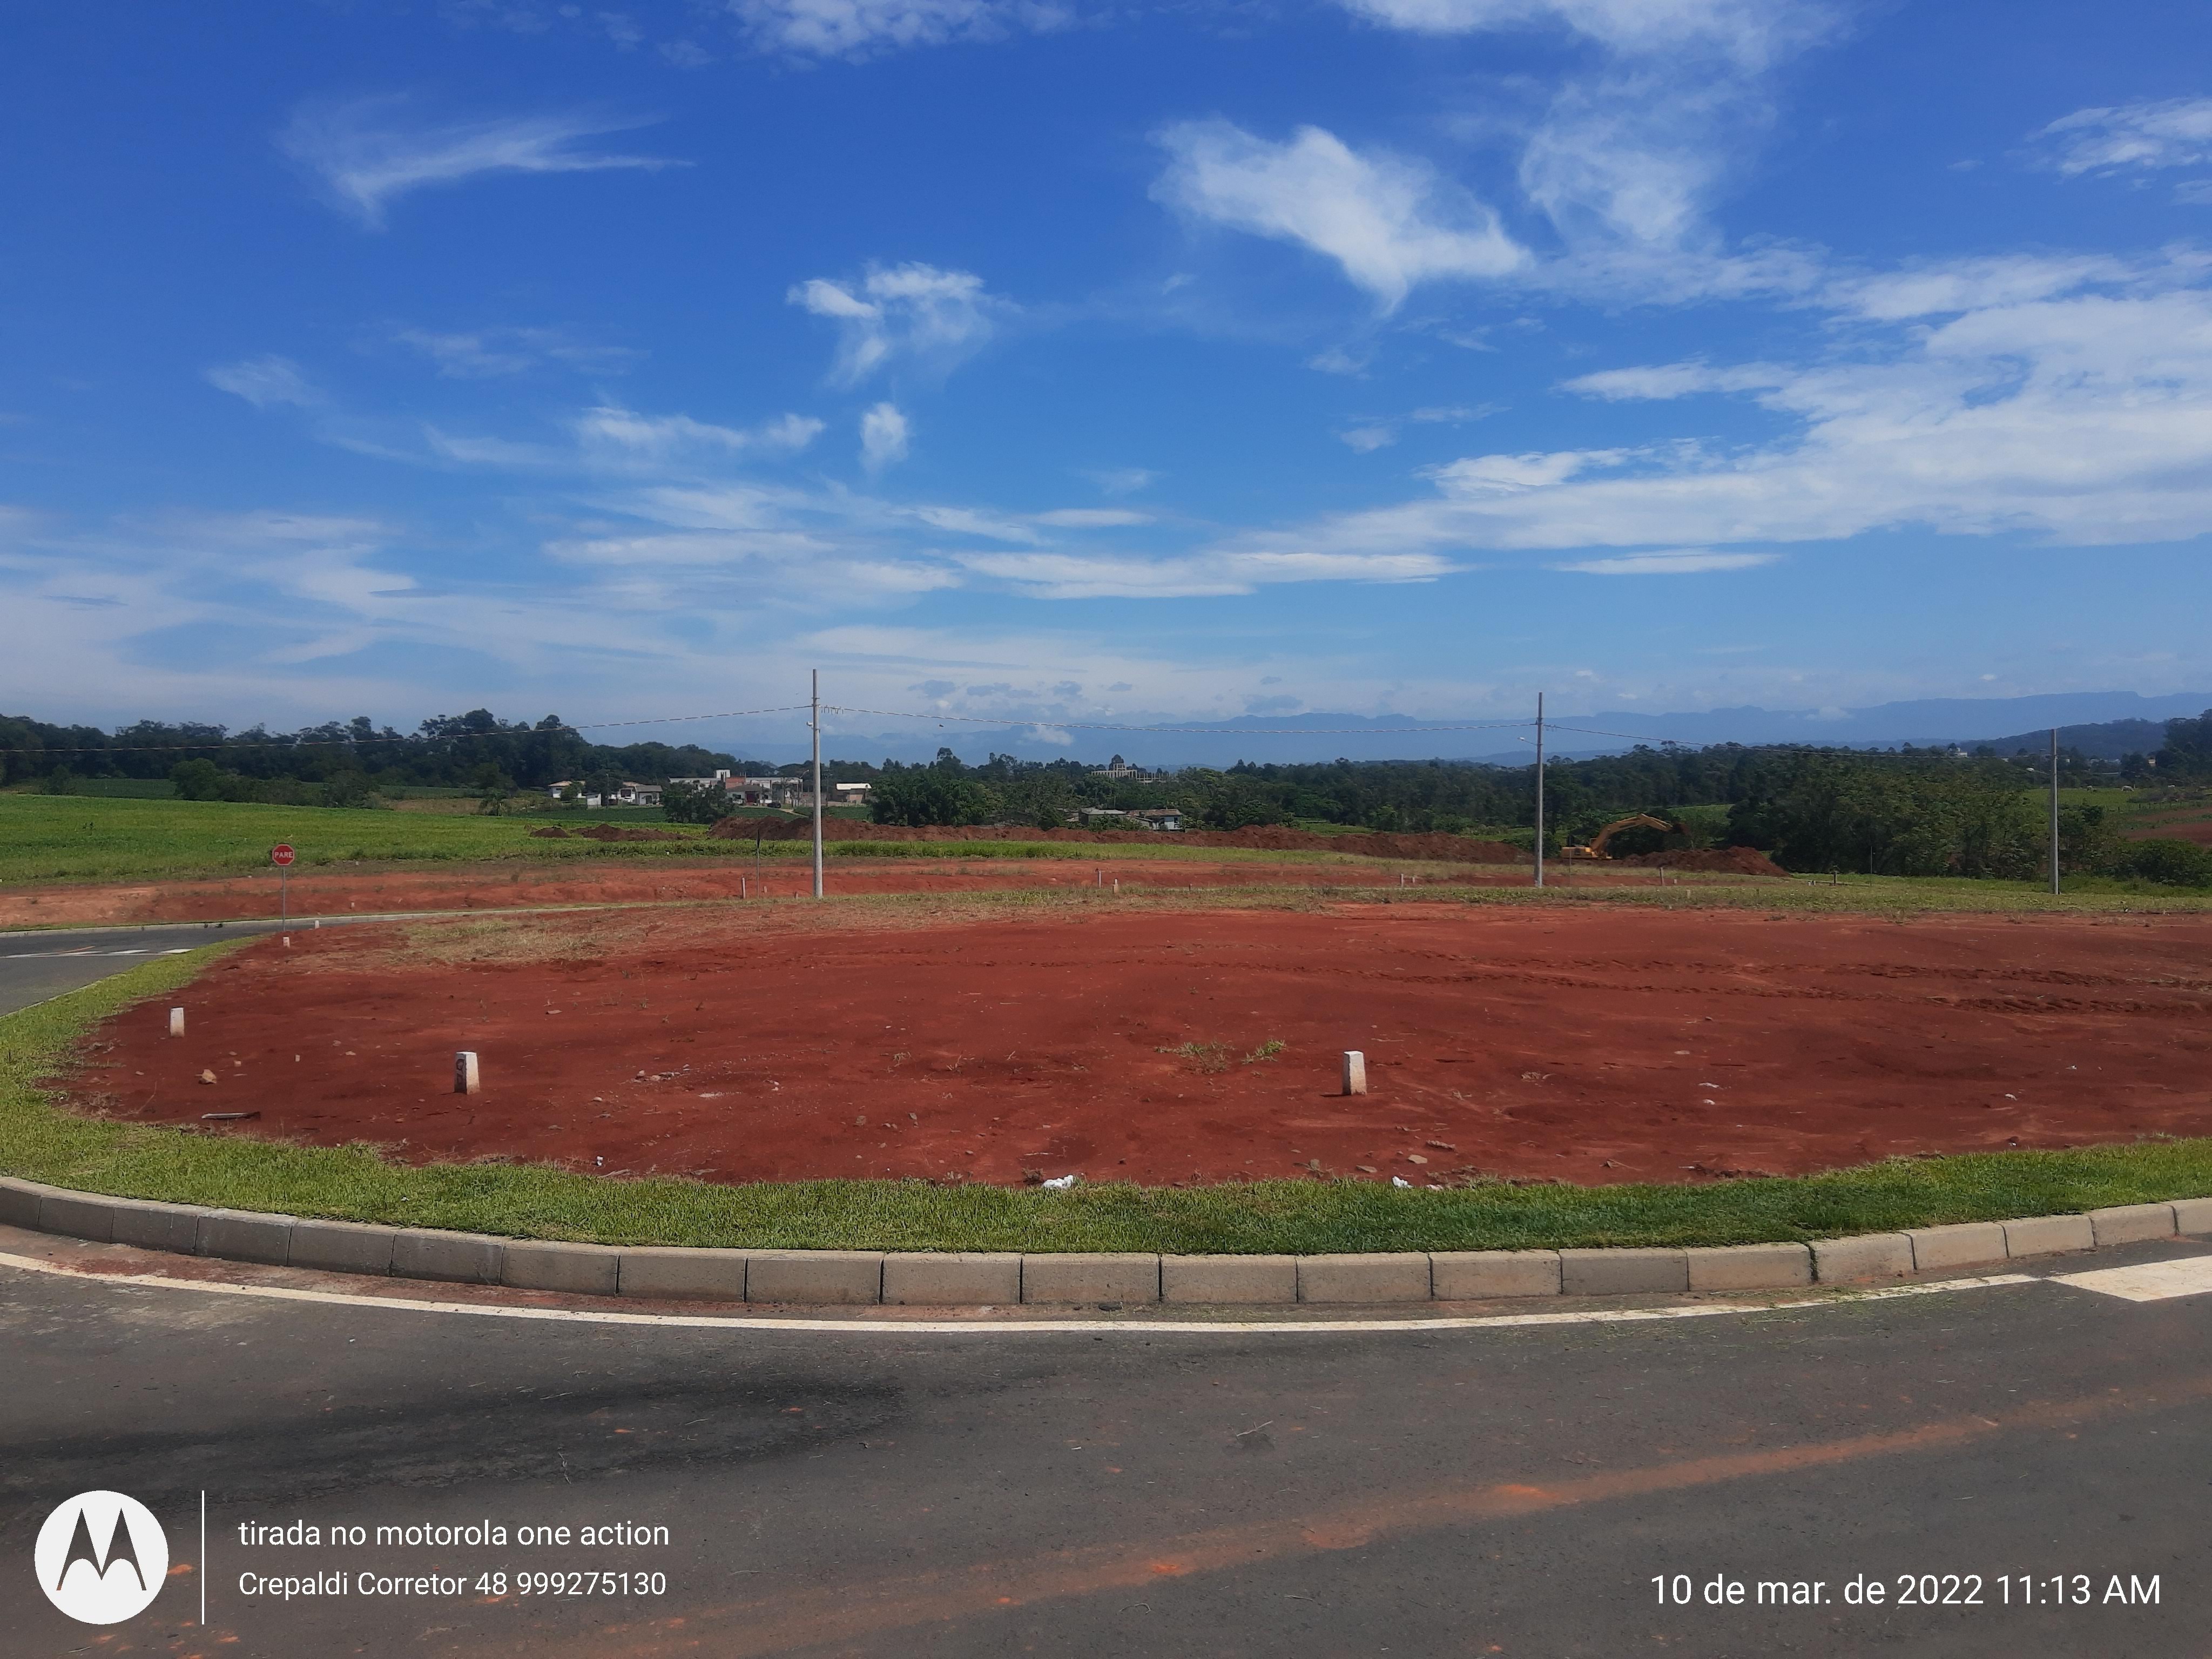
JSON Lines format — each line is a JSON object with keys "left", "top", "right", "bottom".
{"left": 0, "top": 710, "right": 750, "bottom": 807}
{"left": 6, "top": 706, "right": 2208, "bottom": 885}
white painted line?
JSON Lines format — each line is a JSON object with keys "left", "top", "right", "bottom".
{"left": 0, "top": 1251, "right": 2036, "bottom": 1337}
{"left": 2052, "top": 1254, "right": 2212, "bottom": 1303}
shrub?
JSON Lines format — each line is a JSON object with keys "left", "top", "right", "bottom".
{"left": 2114, "top": 838, "right": 2212, "bottom": 888}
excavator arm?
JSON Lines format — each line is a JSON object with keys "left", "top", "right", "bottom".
{"left": 1562, "top": 813, "right": 1685, "bottom": 860}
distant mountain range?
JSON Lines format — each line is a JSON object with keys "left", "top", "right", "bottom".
{"left": 822, "top": 690, "right": 2212, "bottom": 768}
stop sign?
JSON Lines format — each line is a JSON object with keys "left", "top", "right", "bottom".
{"left": 271, "top": 844, "right": 295, "bottom": 867}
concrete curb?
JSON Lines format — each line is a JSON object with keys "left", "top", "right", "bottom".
{"left": 0, "top": 1176, "right": 2200, "bottom": 1307}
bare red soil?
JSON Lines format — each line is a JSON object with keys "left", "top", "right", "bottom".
{"left": 2129, "top": 816, "right": 2212, "bottom": 847}
{"left": 0, "top": 854, "right": 1690, "bottom": 929}
{"left": 67, "top": 903, "right": 2212, "bottom": 1188}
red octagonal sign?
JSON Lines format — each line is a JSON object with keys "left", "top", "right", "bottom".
{"left": 271, "top": 844, "right": 295, "bottom": 867}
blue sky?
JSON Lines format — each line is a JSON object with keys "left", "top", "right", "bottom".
{"left": 4, "top": 0, "right": 2210, "bottom": 757}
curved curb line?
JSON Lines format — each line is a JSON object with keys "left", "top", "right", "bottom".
{"left": 5, "top": 1175, "right": 2206, "bottom": 1307}
{"left": 0, "top": 1248, "right": 2037, "bottom": 1335}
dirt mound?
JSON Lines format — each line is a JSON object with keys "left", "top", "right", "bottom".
{"left": 570, "top": 823, "right": 684, "bottom": 842}
{"left": 528, "top": 826, "right": 571, "bottom": 839}
{"left": 706, "top": 817, "right": 1527, "bottom": 864}
{"left": 1613, "top": 846, "right": 1789, "bottom": 878}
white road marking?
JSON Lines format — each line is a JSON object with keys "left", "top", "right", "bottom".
{"left": 2053, "top": 1255, "right": 2212, "bottom": 1303}
{"left": 0, "top": 1250, "right": 2034, "bottom": 1337}
{"left": 3, "top": 945, "right": 197, "bottom": 960}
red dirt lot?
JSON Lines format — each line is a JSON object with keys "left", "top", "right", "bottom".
{"left": 66, "top": 902, "right": 2212, "bottom": 1188}
{"left": 0, "top": 853, "right": 1692, "bottom": 930}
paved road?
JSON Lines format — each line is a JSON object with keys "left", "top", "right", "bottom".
{"left": 3, "top": 1229, "right": 2204, "bottom": 1657}
{"left": 0, "top": 922, "right": 321, "bottom": 1017}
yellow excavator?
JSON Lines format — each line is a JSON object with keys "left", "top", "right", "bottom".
{"left": 1560, "top": 813, "right": 1687, "bottom": 861}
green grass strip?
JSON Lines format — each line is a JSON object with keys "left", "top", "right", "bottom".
{"left": 8, "top": 947, "right": 2212, "bottom": 1254}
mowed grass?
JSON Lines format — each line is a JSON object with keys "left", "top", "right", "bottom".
{"left": 9, "top": 948, "right": 2212, "bottom": 1255}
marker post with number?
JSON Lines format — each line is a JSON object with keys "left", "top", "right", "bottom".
{"left": 271, "top": 844, "right": 294, "bottom": 930}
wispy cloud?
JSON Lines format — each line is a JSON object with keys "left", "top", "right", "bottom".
{"left": 860, "top": 401, "right": 911, "bottom": 470}
{"left": 908, "top": 504, "right": 1040, "bottom": 542}
{"left": 1214, "top": 255, "right": 2212, "bottom": 564}
{"left": 205, "top": 355, "right": 323, "bottom": 409}
{"left": 788, "top": 262, "right": 1012, "bottom": 384}
{"left": 1153, "top": 122, "right": 1526, "bottom": 311}
{"left": 727, "top": 0, "right": 1075, "bottom": 57}
{"left": 392, "top": 326, "right": 643, "bottom": 378}
{"left": 1083, "top": 467, "right": 1159, "bottom": 496}
{"left": 956, "top": 547, "right": 1458, "bottom": 599}
{"left": 1157, "top": 1, "right": 1837, "bottom": 309}
{"left": 1033, "top": 508, "right": 1152, "bottom": 528}
{"left": 280, "top": 97, "right": 683, "bottom": 230}
{"left": 1337, "top": 403, "right": 1499, "bottom": 452}
{"left": 2032, "top": 96, "right": 2212, "bottom": 181}
{"left": 1334, "top": 0, "right": 1832, "bottom": 68}
{"left": 1553, "top": 550, "right": 1778, "bottom": 574}
{"left": 573, "top": 406, "right": 824, "bottom": 463}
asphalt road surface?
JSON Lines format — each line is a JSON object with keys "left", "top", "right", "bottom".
{"left": 3, "top": 1228, "right": 2205, "bottom": 1658}
{"left": 0, "top": 924, "right": 286, "bottom": 1017}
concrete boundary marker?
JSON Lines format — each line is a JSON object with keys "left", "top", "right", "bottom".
{"left": 0, "top": 1173, "right": 2196, "bottom": 1307}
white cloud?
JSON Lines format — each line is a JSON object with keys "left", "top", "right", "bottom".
{"left": 954, "top": 552, "right": 1251, "bottom": 600}
{"left": 1826, "top": 254, "right": 2133, "bottom": 321}
{"left": 1429, "top": 448, "right": 1627, "bottom": 494}
{"left": 1553, "top": 549, "right": 1778, "bottom": 574}
{"left": 573, "top": 406, "right": 824, "bottom": 461}
{"left": 1083, "top": 467, "right": 1158, "bottom": 495}
{"left": 423, "top": 428, "right": 560, "bottom": 468}
{"left": 609, "top": 483, "right": 812, "bottom": 532}
{"left": 1152, "top": 122, "right": 1526, "bottom": 311}
{"left": 205, "top": 356, "right": 323, "bottom": 409}
{"left": 1214, "top": 259, "right": 2212, "bottom": 564}
{"left": 788, "top": 262, "right": 1011, "bottom": 384}
{"left": 1563, "top": 361, "right": 1789, "bottom": 399}
{"left": 725, "top": 0, "right": 1072, "bottom": 59}
{"left": 957, "top": 545, "right": 1456, "bottom": 599}
{"left": 1167, "top": 0, "right": 1839, "bottom": 308}
{"left": 908, "top": 504, "right": 1039, "bottom": 542}
{"left": 1339, "top": 425, "right": 1397, "bottom": 453}
{"left": 280, "top": 98, "right": 681, "bottom": 230}
{"left": 1032, "top": 508, "right": 1152, "bottom": 527}
{"left": 2033, "top": 97, "right": 2212, "bottom": 180}
{"left": 392, "top": 326, "right": 642, "bottom": 378}
{"left": 1334, "top": 0, "right": 1830, "bottom": 67}
{"left": 860, "top": 402, "right": 911, "bottom": 470}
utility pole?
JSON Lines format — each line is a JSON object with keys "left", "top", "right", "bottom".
{"left": 2049, "top": 726, "right": 2061, "bottom": 896}
{"left": 1533, "top": 692, "right": 1545, "bottom": 889}
{"left": 811, "top": 669, "right": 825, "bottom": 899}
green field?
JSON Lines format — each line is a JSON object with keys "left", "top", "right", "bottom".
{"left": 10, "top": 793, "right": 2212, "bottom": 919}
{"left": 7, "top": 949, "right": 2212, "bottom": 1255}
{"left": 0, "top": 793, "right": 1428, "bottom": 886}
